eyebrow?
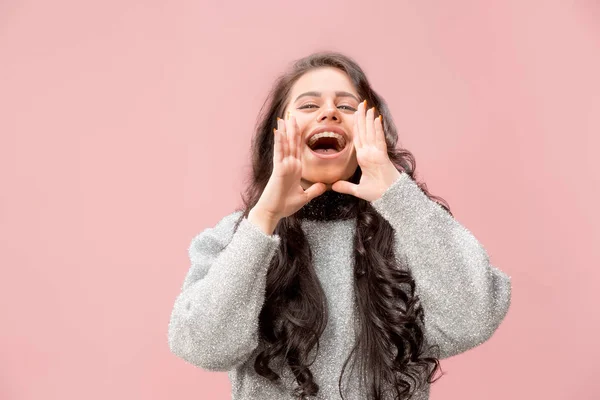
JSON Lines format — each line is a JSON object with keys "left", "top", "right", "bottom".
{"left": 293, "top": 91, "right": 360, "bottom": 103}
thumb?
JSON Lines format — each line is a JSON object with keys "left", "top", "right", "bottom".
{"left": 331, "top": 180, "right": 359, "bottom": 197}
{"left": 304, "top": 182, "right": 327, "bottom": 202}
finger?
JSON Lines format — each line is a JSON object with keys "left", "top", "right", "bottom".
{"left": 365, "top": 107, "right": 375, "bottom": 145}
{"left": 273, "top": 125, "right": 283, "bottom": 164}
{"left": 287, "top": 115, "right": 297, "bottom": 159}
{"left": 358, "top": 100, "right": 367, "bottom": 147}
{"left": 304, "top": 182, "right": 327, "bottom": 201}
{"left": 353, "top": 110, "right": 362, "bottom": 149}
{"left": 294, "top": 117, "right": 303, "bottom": 160}
{"left": 331, "top": 180, "right": 359, "bottom": 197}
{"left": 374, "top": 114, "right": 386, "bottom": 150}
{"left": 279, "top": 118, "right": 289, "bottom": 157}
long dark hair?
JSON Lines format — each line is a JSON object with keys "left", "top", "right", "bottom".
{"left": 237, "top": 51, "right": 450, "bottom": 399}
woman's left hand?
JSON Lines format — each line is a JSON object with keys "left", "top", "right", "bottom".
{"left": 331, "top": 100, "right": 402, "bottom": 202}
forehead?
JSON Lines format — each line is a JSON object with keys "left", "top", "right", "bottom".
{"left": 289, "top": 67, "right": 358, "bottom": 99}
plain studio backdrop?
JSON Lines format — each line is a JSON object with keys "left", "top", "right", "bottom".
{"left": 1, "top": 0, "right": 599, "bottom": 399}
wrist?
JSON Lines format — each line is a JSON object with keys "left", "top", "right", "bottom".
{"left": 383, "top": 165, "right": 402, "bottom": 189}
{"left": 372, "top": 164, "right": 402, "bottom": 201}
{"left": 248, "top": 207, "right": 280, "bottom": 236}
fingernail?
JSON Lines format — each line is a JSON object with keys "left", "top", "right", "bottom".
{"left": 363, "top": 100, "right": 367, "bottom": 108}
{"left": 379, "top": 115, "right": 383, "bottom": 121}
{"left": 273, "top": 128, "right": 277, "bottom": 134}
{"left": 286, "top": 111, "right": 291, "bottom": 120}
{"left": 373, "top": 106, "right": 376, "bottom": 114}
{"left": 277, "top": 117, "right": 281, "bottom": 121}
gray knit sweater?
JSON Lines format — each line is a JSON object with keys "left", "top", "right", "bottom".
{"left": 167, "top": 172, "right": 512, "bottom": 399}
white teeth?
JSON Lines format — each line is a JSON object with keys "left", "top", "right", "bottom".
{"left": 307, "top": 132, "right": 346, "bottom": 149}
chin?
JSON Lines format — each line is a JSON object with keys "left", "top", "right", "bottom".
{"left": 306, "top": 174, "right": 341, "bottom": 185}
{"left": 304, "top": 166, "right": 357, "bottom": 185}
{"left": 302, "top": 158, "right": 357, "bottom": 185}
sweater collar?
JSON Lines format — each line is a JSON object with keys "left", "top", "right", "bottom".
{"left": 296, "top": 189, "right": 359, "bottom": 221}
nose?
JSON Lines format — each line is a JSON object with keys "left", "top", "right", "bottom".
{"left": 317, "top": 103, "right": 340, "bottom": 122}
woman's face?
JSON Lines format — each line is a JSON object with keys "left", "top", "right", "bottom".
{"left": 283, "top": 67, "right": 361, "bottom": 190}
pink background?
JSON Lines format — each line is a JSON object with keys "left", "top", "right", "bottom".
{"left": 1, "top": 0, "right": 599, "bottom": 399}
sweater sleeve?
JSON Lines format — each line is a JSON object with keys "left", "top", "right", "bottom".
{"left": 370, "top": 172, "right": 512, "bottom": 359}
{"left": 167, "top": 211, "right": 281, "bottom": 371}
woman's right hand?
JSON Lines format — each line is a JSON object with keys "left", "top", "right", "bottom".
{"left": 251, "top": 115, "right": 327, "bottom": 225}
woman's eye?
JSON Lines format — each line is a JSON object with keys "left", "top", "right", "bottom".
{"left": 298, "top": 104, "right": 356, "bottom": 111}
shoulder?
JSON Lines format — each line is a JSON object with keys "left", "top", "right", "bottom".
{"left": 188, "top": 210, "right": 245, "bottom": 262}
{"left": 212, "top": 210, "right": 245, "bottom": 233}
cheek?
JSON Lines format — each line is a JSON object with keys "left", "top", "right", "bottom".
{"left": 349, "top": 150, "right": 358, "bottom": 165}
{"left": 294, "top": 117, "right": 309, "bottom": 132}
{"left": 295, "top": 120, "right": 311, "bottom": 141}
{"left": 297, "top": 122, "right": 308, "bottom": 135}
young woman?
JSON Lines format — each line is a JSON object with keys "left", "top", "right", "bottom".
{"left": 168, "top": 52, "right": 512, "bottom": 400}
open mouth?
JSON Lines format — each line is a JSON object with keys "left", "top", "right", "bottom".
{"left": 306, "top": 132, "right": 347, "bottom": 154}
